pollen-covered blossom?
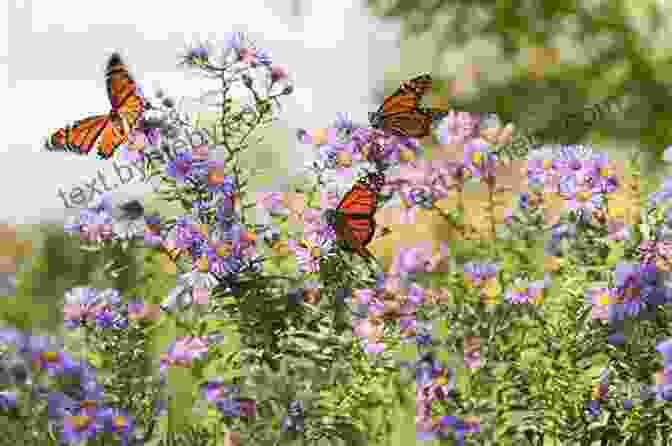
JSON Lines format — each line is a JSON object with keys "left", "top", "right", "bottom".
{"left": 288, "top": 230, "right": 335, "bottom": 273}
{"left": 119, "top": 120, "right": 160, "bottom": 162}
{"left": 562, "top": 176, "right": 604, "bottom": 213}
{"left": 611, "top": 262, "right": 671, "bottom": 319}
{"left": 166, "top": 151, "right": 194, "bottom": 183}
{"left": 160, "top": 336, "right": 209, "bottom": 371}
{"left": 587, "top": 368, "right": 610, "bottom": 416}
{"left": 388, "top": 241, "right": 449, "bottom": 279}
{"left": 436, "top": 110, "right": 480, "bottom": 146}
{"left": 463, "top": 261, "right": 501, "bottom": 303}
{"left": 127, "top": 299, "right": 161, "bottom": 321}
{"left": 63, "top": 287, "right": 122, "bottom": 329}
{"left": 463, "top": 336, "right": 482, "bottom": 369}
{"left": 100, "top": 408, "right": 134, "bottom": 446}
{"left": 463, "top": 138, "right": 497, "bottom": 180}
{"left": 505, "top": 275, "right": 551, "bottom": 304}
{"left": 28, "top": 336, "right": 77, "bottom": 376}
{"left": 0, "top": 391, "right": 17, "bottom": 411}
{"left": 64, "top": 195, "right": 115, "bottom": 243}
{"left": 585, "top": 287, "right": 619, "bottom": 320}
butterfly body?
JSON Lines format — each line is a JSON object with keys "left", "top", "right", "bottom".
{"left": 369, "top": 74, "right": 450, "bottom": 139}
{"left": 329, "top": 172, "right": 385, "bottom": 262}
{"left": 46, "top": 53, "right": 145, "bottom": 160}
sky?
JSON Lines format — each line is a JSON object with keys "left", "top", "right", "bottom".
{"left": 3, "top": 0, "right": 404, "bottom": 225}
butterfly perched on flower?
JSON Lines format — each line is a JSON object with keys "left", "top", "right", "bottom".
{"left": 45, "top": 53, "right": 145, "bottom": 160}
{"left": 368, "top": 74, "right": 450, "bottom": 139}
{"left": 326, "top": 171, "right": 386, "bottom": 262}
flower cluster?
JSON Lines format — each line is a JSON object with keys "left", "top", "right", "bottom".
{"left": 14, "top": 28, "right": 672, "bottom": 446}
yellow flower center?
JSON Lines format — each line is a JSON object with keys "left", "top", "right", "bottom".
{"left": 399, "top": 148, "right": 416, "bottom": 162}
{"left": 197, "top": 255, "right": 209, "bottom": 272}
{"left": 41, "top": 351, "right": 59, "bottom": 362}
{"left": 597, "top": 292, "right": 612, "bottom": 306}
{"left": 576, "top": 190, "right": 592, "bottom": 202}
{"left": 68, "top": 415, "right": 93, "bottom": 431}
{"left": 472, "top": 151, "right": 483, "bottom": 164}
{"left": 215, "top": 241, "right": 233, "bottom": 257}
{"left": 542, "top": 159, "right": 552, "bottom": 169}
{"left": 335, "top": 151, "right": 353, "bottom": 167}
{"left": 483, "top": 279, "right": 500, "bottom": 299}
{"left": 113, "top": 415, "right": 128, "bottom": 430}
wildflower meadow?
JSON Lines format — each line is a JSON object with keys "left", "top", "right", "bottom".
{"left": 2, "top": 32, "right": 672, "bottom": 446}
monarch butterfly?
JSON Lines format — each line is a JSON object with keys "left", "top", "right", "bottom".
{"left": 45, "top": 53, "right": 145, "bottom": 160}
{"left": 327, "top": 171, "right": 385, "bottom": 262}
{"left": 368, "top": 74, "right": 450, "bottom": 139}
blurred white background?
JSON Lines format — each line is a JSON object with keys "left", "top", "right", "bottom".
{"left": 2, "top": 0, "right": 405, "bottom": 224}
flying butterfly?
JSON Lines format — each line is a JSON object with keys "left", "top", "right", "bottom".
{"left": 45, "top": 53, "right": 145, "bottom": 160}
{"left": 326, "top": 171, "right": 386, "bottom": 263}
{"left": 368, "top": 74, "right": 450, "bottom": 139}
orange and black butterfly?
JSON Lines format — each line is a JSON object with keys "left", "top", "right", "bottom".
{"left": 327, "top": 171, "right": 386, "bottom": 262}
{"left": 368, "top": 73, "right": 450, "bottom": 139}
{"left": 45, "top": 53, "right": 145, "bottom": 160}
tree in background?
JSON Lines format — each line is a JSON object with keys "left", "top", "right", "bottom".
{"left": 366, "top": 0, "right": 672, "bottom": 164}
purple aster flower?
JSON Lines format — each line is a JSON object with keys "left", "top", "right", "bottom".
{"left": 526, "top": 155, "right": 557, "bottom": 191}
{"left": 64, "top": 196, "right": 115, "bottom": 242}
{"left": 172, "top": 217, "right": 205, "bottom": 250}
{"left": 216, "top": 397, "right": 241, "bottom": 417}
{"left": 201, "top": 380, "right": 239, "bottom": 402}
{"left": 333, "top": 112, "right": 354, "bottom": 131}
{"left": 505, "top": 275, "right": 550, "bottom": 304}
{"left": 159, "top": 336, "right": 209, "bottom": 371}
{"left": 101, "top": 408, "right": 134, "bottom": 446}
{"left": 654, "top": 367, "right": 672, "bottom": 401}
{"left": 257, "top": 191, "right": 289, "bottom": 217}
{"left": 463, "top": 261, "right": 499, "bottom": 285}
{"left": 584, "top": 152, "right": 619, "bottom": 193}
{"left": 657, "top": 338, "right": 672, "bottom": 366}
{"left": 28, "top": 337, "right": 77, "bottom": 376}
{"left": 562, "top": 177, "right": 604, "bottom": 213}
{"left": 61, "top": 411, "right": 104, "bottom": 444}
{"left": 288, "top": 230, "right": 334, "bottom": 273}
{"left": 651, "top": 176, "right": 672, "bottom": 204}
{"left": 206, "top": 160, "right": 234, "bottom": 194}
{"left": 585, "top": 286, "right": 618, "bottom": 320}
{"left": 166, "top": 151, "right": 194, "bottom": 183}
{"left": 0, "top": 391, "right": 17, "bottom": 411}
{"left": 436, "top": 110, "right": 480, "bottom": 146}
{"left": 612, "top": 262, "right": 663, "bottom": 317}
{"left": 182, "top": 41, "right": 210, "bottom": 65}
{"left": 463, "top": 139, "right": 497, "bottom": 180}
{"left": 551, "top": 144, "right": 593, "bottom": 177}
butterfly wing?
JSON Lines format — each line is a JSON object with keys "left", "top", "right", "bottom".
{"left": 370, "top": 74, "right": 432, "bottom": 125}
{"left": 98, "top": 53, "right": 145, "bottom": 159}
{"left": 45, "top": 53, "right": 144, "bottom": 160}
{"left": 334, "top": 174, "right": 383, "bottom": 255}
{"left": 342, "top": 214, "right": 376, "bottom": 248}
{"left": 337, "top": 183, "right": 377, "bottom": 216}
{"left": 378, "top": 110, "right": 433, "bottom": 138}
{"left": 379, "top": 74, "right": 433, "bottom": 113}
{"left": 46, "top": 115, "right": 112, "bottom": 155}
{"left": 370, "top": 74, "right": 449, "bottom": 138}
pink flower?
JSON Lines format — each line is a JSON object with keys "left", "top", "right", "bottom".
{"left": 270, "top": 64, "right": 289, "bottom": 83}
{"left": 192, "top": 287, "right": 210, "bottom": 305}
{"left": 160, "top": 336, "right": 209, "bottom": 370}
{"left": 289, "top": 231, "right": 334, "bottom": 273}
